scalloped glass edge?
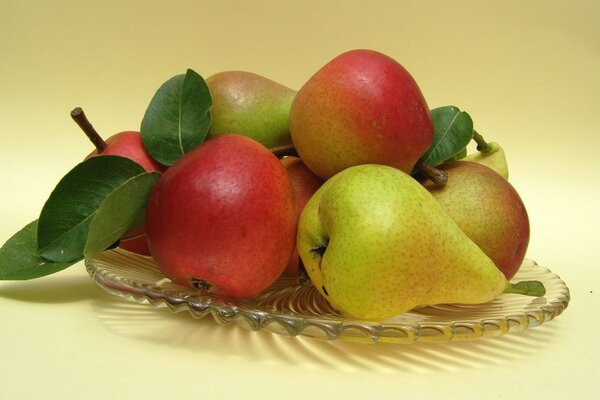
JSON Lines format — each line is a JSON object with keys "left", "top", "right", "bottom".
{"left": 85, "top": 249, "right": 570, "bottom": 344}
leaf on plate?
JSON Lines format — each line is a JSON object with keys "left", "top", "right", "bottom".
{"left": 0, "top": 220, "right": 80, "bottom": 280}
{"left": 84, "top": 171, "right": 160, "bottom": 259}
{"left": 37, "top": 155, "right": 147, "bottom": 263}
{"left": 423, "top": 106, "right": 473, "bottom": 166}
{"left": 141, "top": 68, "right": 212, "bottom": 166}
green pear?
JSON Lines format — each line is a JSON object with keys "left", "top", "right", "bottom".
{"left": 205, "top": 71, "right": 296, "bottom": 148}
{"left": 424, "top": 161, "right": 529, "bottom": 280}
{"left": 463, "top": 142, "right": 509, "bottom": 179}
{"left": 297, "top": 164, "right": 512, "bottom": 320}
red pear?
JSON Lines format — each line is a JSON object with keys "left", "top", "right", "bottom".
{"left": 289, "top": 49, "right": 434, "bottom": 179}
{"left": 425, "top": 161, "right": 530, "bottom": 280}
{"left": 280, "top": 156, "right": 324, "bottom": 275}
{"left": 71, "top": 108, "right": 166, "bottom": 255}
{"left": 85, "top": 130, "right": 166, "bottom": 173}
{"left": 145, "top": 134, "right": 297, "bottom": 298}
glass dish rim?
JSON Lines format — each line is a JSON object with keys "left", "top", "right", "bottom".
{"left": 85, "top": 249, "right": 570, "bottom": 344}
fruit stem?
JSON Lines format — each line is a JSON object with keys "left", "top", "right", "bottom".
{"left": 413, "top": 159, "right": 448, "bottom": 187}
{"left": 472, "top": 130, "right": 490, "bottom": 153}
{"left": 269, "top": 144, "right": 298, "bottom": 159}
{"left": 504, "top": 280, "right": 546, "bottom": 297}
{"left": 70, "top": 107, "right": 108, "bottom": 153}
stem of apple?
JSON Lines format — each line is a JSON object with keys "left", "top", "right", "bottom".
{"left": 504, "top": 280, "right": 546, "bottom": 297}
{"left": 413, "top": 159, "right": 448, "bottom": 187}
{"left": 269, "top": 144, "right": 298, "bottom": 158}
{"left": 70, "top": 107, "right": 108, "bottom": 153}
{"left": 472, "top": 130, "right": 490, "bottom": 152}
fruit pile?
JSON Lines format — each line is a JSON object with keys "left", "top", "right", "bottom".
{"left": 0, "top": 49, "right": 544, "bottom": 320}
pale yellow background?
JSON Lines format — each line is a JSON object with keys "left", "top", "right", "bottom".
{"left": 1, "top": 1, "right": 598, "bottom": 399}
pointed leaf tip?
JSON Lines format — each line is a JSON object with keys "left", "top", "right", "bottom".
{"left": 423, "top": 106, "right": 474, "bottom": 166}
{"left": 141, "top": 69, "right": 212, "bottom": 166}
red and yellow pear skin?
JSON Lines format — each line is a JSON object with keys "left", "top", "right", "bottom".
{"left": 86, "top": 130, "right": 167, "bottom": 255}
{"left": 425, "top": 161, "right": 530, "bottom": 280}
{"left": 206, "top": 71, "right": 296, "bottom": 148}
{"left": 145, "top": 134, "right": 297, "bottom": 298}
{"left": 280, "top": 156, "right": 324, "bottom": 275}
{"left": 289, "top": 49, "right": 434, "bottom": 179}
{"left": 86, "top": 131, "right": 167, "bottom": 173}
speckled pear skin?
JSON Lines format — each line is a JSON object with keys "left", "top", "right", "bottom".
{"left": 206, "top": 71, "right": 296, "bottom": 148}
{"left": 289, "top": 49, "right": 434, "bottom": 180}
{"left": 296, "top": 164, "right": 508, "bottom": 320}
{"left": 425, "top": 161, "right": 529, "bottom": 280}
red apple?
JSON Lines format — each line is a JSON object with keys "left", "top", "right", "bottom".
{"left": 289, "top": 49, "right": 434, "bottom": 179}
{"left": 72, "top": 108, "right": 166, "bottom": 255}
{"left": 145, "top": 134, "right": 297, "bottom": 298}
{"left": 280, "top": 156, "right": 324, "bottom": 275}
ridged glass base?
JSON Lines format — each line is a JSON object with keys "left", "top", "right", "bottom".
{"left": 86, "top": 249, "right": 570, "bottom": 344}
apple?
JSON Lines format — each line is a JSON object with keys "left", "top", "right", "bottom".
{"left": 145, "top": 134, "right": 297, "bottom": 298}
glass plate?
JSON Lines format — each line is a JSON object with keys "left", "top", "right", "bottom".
{"left": 86, "top": 249, "right": 570, "bottom": 344}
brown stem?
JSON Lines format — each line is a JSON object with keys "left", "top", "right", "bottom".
{"left": 472, "top": 130, "right": 490, "bottom": 152}
{"left": 70, "top": 107, "right": 108, "bottom": 152}
{"left": 413, "top": 159, "right": 448, "bottom": 187}
{"left": 269, "top": 144, "right": 298, "bottom": 158}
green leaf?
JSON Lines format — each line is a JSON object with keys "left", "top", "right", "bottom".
{"left": 445, "top": 146, "right": 468, "bottom": 162}
{"left": 141, "top": 68, "right": 212, "bottom": 166}
{"left": 84, "top": 171, "right": 160, "bottom": 259}
{"left": 423, "top": 106, "right": 474, "bottom": 166}
{"left": 37, "top": 155, "right": 146, "bottom": 262}
{"left": 1, "top": 220, "right": 80, "bottom": 280}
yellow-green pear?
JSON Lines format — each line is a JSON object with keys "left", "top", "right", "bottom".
{"left": 296, "top": 164, "right": 541, "bottom": 320}
{"left": 206, "top": 71, "right": 296, "bottom": 148}
{"left": 464, "top": 142, "right": 509, "bottom": 179}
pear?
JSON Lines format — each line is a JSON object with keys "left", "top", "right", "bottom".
{"left": 424, "top": 161, "right": 529, "bottom": 280}
{"left": 205, "top": 71, "right": 296, "bottom": 148}
{"left": 145, "top": 134, "right": 297, "bottom": 298}
{"left": 464, "top": 141, "right": 509, "bottom": 179}
{"left": 289, "top": 49, "right": 434, "bottom": 180}
{"left": 296, "top": 164, "right": 533, "bottom": 320}
{"left": 71, "top": 107, "right": 167, "bottom": 256}
{"left": 280, "top": 156, "right": 324, "bottom": 276}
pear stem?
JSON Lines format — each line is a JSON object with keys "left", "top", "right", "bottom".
{"left": 70, "top": 107, "right": 108, "bottom": 153}
{"left": 413, "top": 159, "right": 448, "bottom": 187}
{"left": 472, "top": 130, "right": 490, "bottom": 153}
{"left": 269, "top": 144, "right": 298, "bottom": 158}
{"left": 504, "top": 280, "right": 546, "bottom": 297}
